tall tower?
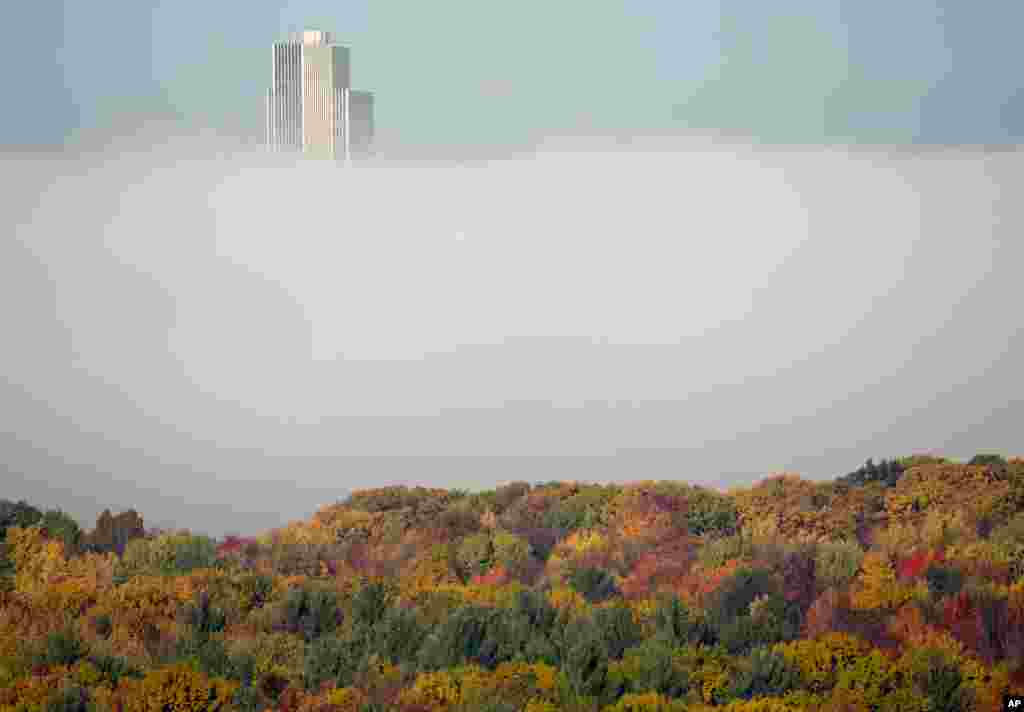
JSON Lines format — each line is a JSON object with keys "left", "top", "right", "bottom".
{"left": 265, "top": 30, "right": 374, "bottom": 160}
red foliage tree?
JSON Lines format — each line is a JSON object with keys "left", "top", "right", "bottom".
{"left": 216, "top": 534, "right": 258, "bottom": 558}
{"left": 895, "top": 548, "right": 944, "bottom": 582}
{"left": 804, "top": 587, "right": 844, "bottom": 639}
{"left": 942, "top": 591, "right": 973, "bottom": 629}
{"left": 941, "top": 590, "right": 981, "bottom": 654}
{"left": 619, "top": 537, "right": 692, "bottom": 600}
{"left": 470, "top": 564, "right": 511, "bottom": 587}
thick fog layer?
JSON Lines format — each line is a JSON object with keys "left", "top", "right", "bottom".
{"left": 3, "top": 136, "right": 1021, "bottom": 537}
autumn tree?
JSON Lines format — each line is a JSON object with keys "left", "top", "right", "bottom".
{"left": 837, "top": 458, "right": 905, "bottom": 489}
{"left": 727, "top": 645, "right": 800, "bottom": 701}
{"left": 490, "top": 529, "right": 538, "bottom": 582}
{"left": 350, "top": 580, "right": 391, "bottom": 632}
{"left": 704, "top": 567, "right": 774, "bottom": 634}
{"left": 605, "top": 638, "right": 690, "bottom": 700}
{"left": 803, "top": 587, "right": 848, "bottom": 639}
{"left": 115, "top": 531, "right": 219, "bottom": 579}
{"left": 117, "top": 662, "right": 238, "bottom": 712}
{"left": 780, "top": 546, "right": 817, "bottom": 612}
{"left": 561, "top": 623, "right": 610, "bottom": 701}
{"left": 304, "top": 634, "right": 364, "bottom": 691}
{"left": 456, "top": 532, "right": 496, "bottom": 581}
{"left": 417, "top": 604, "right": 504, "bottom": 671}
{"left": 490, "top": 482, "right": 532, "bottom": 512}
{"left": 498, "top": 589, "right": 561, "bottom": 666}
{"left": 0, "top": 500, "right": 42, "bottom": 534}
{"left": 967, "top": 453, "right": 1008, "bottom": 471}
{"left": 83, "top": 652, "right": 143, "bottom": 688}
{"left": 849, "top": 552, "right": 914, "bottom": 611}
{"left": 603, "top": 692, "right": 690, "bottom": 712}
{"left": 924, "top": 564, "right": 963, "bottom": 597}
{"left": 698, "top": 534, "right": 756, "bottom": 572}
{"left": 592, "top": 603, "right": 643, "bottom": 660}
{"left": 81, "top": 509, "right": 145, "bottom": 556}
{"left": 773, "top": 632, "right": 872, "bottom": 695}
{"left": 619, "top": 537, "right": 693, "bottom": 600}
{"left": 652, "top": 594, "right": 710, "bottom": 648}
{"left": 683, "top": 488, "right": 739, "bottom": 538}
{"left": 568, "top": 565, "right": 619, "bottom": 604}
{"left": 361, "top": 604, "right": 427, "bottom": 668}
{"left": 235, "top": 572, "right": 275, "bottom": 615}
{"left": 275, "top": 585, "right": 341, "bottom": 642}
{"left": 541, "top": 484, "right": 617, "bottom": 532}
{"left": 33, "top": 627, "right": 88, "bottom": 669}
{"left": 178, "top": 590, "right": 227, "bottom": 636}
{"left": 896, "top": 646, "right": 975, "bottom": 712}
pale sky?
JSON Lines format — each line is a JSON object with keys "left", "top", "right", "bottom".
{"left": 1, "top": 3, "right": 1022, "bottom": 538}
{"left": 5, "top": 1, "right": 1024, "bottom": 148}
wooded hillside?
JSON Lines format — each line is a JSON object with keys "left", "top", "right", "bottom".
{"left": 2, "top": 452, "right": 1023, "bottom": 711}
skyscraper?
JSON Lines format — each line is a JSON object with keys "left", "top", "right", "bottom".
{"left": 265, "top": 30, "right": 374, "bottom": 160}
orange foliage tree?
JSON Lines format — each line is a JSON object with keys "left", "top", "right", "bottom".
{"left": 849, "top": 552, "right": 917, "bottom": 611}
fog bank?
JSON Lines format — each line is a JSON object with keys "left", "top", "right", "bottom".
{"left": 3, "top": 136, "right": 1021, "bottom": 537}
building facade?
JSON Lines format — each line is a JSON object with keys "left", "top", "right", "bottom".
{"left": 265, "top": 30, "right": 374, "bottom": 160}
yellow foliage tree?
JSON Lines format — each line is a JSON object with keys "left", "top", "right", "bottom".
{"left": 885, "top": 463, "right": 1010, "bottom": 527}
{"left": 311, "top": 503, "right": 375, "bottom": 533}
{"left": 273, "top": 574, "right": 310, "bottom": 596}
{"left": 273, "top": 520, "right": 335, "bottom": 548}
{"left": 324, "top": 685, "right": 368, "bottom": 712}
{"left": 699, "top": 696, "right": 812, "bottom": 712}
{"left": 100, "top": 575, "right": 181, "bottom": 650}
{"left": 524, "top": 700, "right": 560, "bottom": 712}
{"left": 450, "top": 664, "right": 500, "bottom": 708}
{"left": 73, "top": 659, "right": 104, "bottom": 688}
{"left": 399, "top": 663, "right": 559, "bottom": 711}
{"left": 728, "top": 474, "right": 865, "bottom": 544}
{"left": 117, "top": 533, "right": 182, "bottom": 577}
{"left": 6, "top": 525, "right": 67, "bottom": 594}
{"left": 172, "top": 567, "right": 228, "bottom": 605}
{"left": 57, "top": 545, "right": 116, "bottom": 596}
{"left": 628, "top": 597, "right": 661, "bottom": 637}
{"left": 225, "top": 631, "right": 306, "bottom": 679}
{"left": 887, "top": 642, "right": 1003, "bottom": 710}
{"left": 545, "top": 529, "right": 616, "bottom": 584}
{"left": 601, "top": 691, "right": 689, "bottom": 711}
{"left": 959, "top": 656, "right": 1012, "bottom": 712}
{"left": 399, "top": 669, "right": 463, "bottom": 710}
{"left": 849, "top": 552, "right": 913, "bottom": 610}
{"left": 831, "top": 648, "right": 913, "bottom": 711}
{"left": 546, "top": 585, "right": 589, "bottom": 618}
{"left": 116, "top": 663, "right": 238, "bottom": 712}
{"left": 400, "top": 543, "right": 463, "bottom": 606}
{"left": 1, "top": 539, "right": 111, "bottom": 622}
{"left": 108, "top": 575, "right": 179, "bottom": 614}
{"left": 468, "top": 661, "right": 559, "bottom": 708}
{"left": 430, "top": 580, "right": 527, "bottom": 609}
{"left": 773, "top": 632, "right": 872, "bottom": 694}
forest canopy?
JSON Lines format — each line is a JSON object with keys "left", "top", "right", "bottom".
{"left": 1, "top": 452, "right": 1023, "bottom": 711}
